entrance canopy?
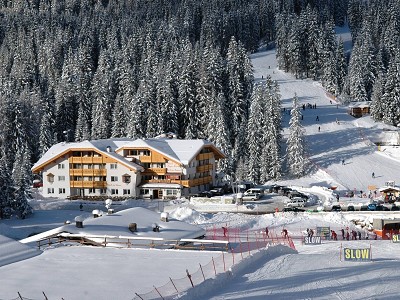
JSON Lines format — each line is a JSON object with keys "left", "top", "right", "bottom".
{"left": 140, "top": 183, "right": 182, "bottom": 189}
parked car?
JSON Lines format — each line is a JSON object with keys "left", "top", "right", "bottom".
{"left": 269, "top": 184, "right": 284, "bottom": 193}
{"left": 288, "top": 191, "right": 309, "bottom": 200}
{"left": 367, "top": 203, "right": 377, "bottom": 211}
{"left": 244, "top": 188, "right": 264, "bottom": 196}
{"left": 286, "top": 198, "right": 306, "bottom": 208}
{"left": 242, "top": 193, "right": 260, "bottom": 201}
{"left": 347, "top": 205, "right": 355, "bottom": 211}
{"left": 282, "top": 207, "right": 305, "bottom": 212}
{"left": 210, "top": 188, "right": 224, "bottom": 196}
{"left": 279, "top": 187, "right": 293, "bottom": 196}
{"left": 391, "top": 205, "right": 400, "bottom": 211}
{"left": 331, "top": 205, "right": 342, "bottom": 212}
{"left": 198, "top": 191, "right": 212, "bottom": 198}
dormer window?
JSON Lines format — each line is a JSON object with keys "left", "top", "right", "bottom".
{"left": 122, "top": 174, "right": 131, "bottom": 183}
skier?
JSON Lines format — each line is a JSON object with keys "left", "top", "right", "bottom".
{"left": 316, "top": 116, "right": 319, "bottom": 121}
{"left": 222, "top": 226, "right": 228, "bottom": 237}
{"left": 282, "top": 228, "right": 288, "bottom": 238}
{"left": 358, "top": 231, "right": 362, "bottom": 240}
{"left": 372, "top": 172, "right": 375, "bottom": 178}
{"left": 265, "top": 227, "right": 269, "bottom": 238}
{"left": 341, "top": 228, "right": 345, "bottom": 240}
{"left": 318, "top": 126, "right": 320, "bottom": 132}
{"left": 342, "top": 159, "right": 345, "bottom": 165}
{"left": 79, "top": 203, "right": 83, "bottom": 211}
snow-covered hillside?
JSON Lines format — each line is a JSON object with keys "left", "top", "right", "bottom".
{"left": 1, "top": 40, "right": 400, "bottom": 300}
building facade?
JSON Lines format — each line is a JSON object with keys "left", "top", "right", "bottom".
{"left": 32, "top": 135, "right": 225, "bottom": 199}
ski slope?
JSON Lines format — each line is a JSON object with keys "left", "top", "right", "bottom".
{"left": 252, "top": 48, "right": 400, "bottom": 193}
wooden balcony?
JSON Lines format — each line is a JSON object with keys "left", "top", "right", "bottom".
{"left": 196, "top": 152, "right": 213, "bottom": 160}
{"left": 142, "top": 168, "right": 167, "bottom": 175}
{"left": 141, "top": 179, "right": 190, "bottom": 188}
{"left": 70, "top": 169, "right": 107, "bottom": 176}
{"left": 139, "top": 155, "right": 152, "bottom": 162}
{"left": 190, "top": 176, "right": 212, "bottom": 186}
{"left": 196, "top": 164, "right": 213, "bottom": 173}
{"left": 69, "top": 157, "right": 104, "bottom": 164}
{"left": 141, "top": 176, "right": 212, "bottom": 188}
{"left": 70, "top": 181, "right": 107, "bottom": 188}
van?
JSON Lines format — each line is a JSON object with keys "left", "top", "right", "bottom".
{"left": 244, "top": 188, "right": 264, "bottom": 196}
{"left": 286, "top": 197, "right": 306, "bottom": 208}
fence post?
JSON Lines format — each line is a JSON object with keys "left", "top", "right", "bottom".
{"left": 255, "top": 232, "right": 259, "bottom": 249}
{"left": 222, "top": 252, "right": 226, "bottom": 272}
{"left": 42, "top": 291, "right": 48, "bottom": 300}
{"left": 199, "top": 263, "right": 206, "bottom": 281}
{"left": 212, "top": 257, "right": 217, "bottom": 276}
{"left": 154, "top": 285, "right": 165, "bottom": 300}
{"left": 17, "top": 292, "right": 23, "bottom": 300}
{"left": 170, "top": 277, "right": 179, "bottom": 293}
{"left": 247, "top": 235, "right": 250, "bottom": 256}
{"left": 186, "top": 269, "right": 194, "bottom": 287}
{"left": 239, "top": 241, "right": 243, "bottom": 259}
{"left": 134, "top": 293, "right": 144, "bottom": 300}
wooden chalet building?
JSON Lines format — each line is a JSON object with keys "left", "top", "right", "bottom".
{"left": 31, "top": 134, "right": 226, "bottom": 200}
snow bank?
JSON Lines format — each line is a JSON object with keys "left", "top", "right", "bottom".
{"left": 177, "top": 244, "right": 297, "bottom": 300}
{"left": 0, "top": 235, "right": 41, "bottom": 267}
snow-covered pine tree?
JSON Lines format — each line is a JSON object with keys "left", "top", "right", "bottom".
{"left": 91, "top": 49, "right": 117, "bottom": 139}
{"left": 246, "top": 84, "right": 264, "bottom": 183}
{"left": 206, "top": 91, "right": 232, "bottom": 175}
{"left": 286, "top": 94, "right": 307, "bottom": 177}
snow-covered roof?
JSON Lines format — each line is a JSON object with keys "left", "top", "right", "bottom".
{"left": 32, "top": 138, "right": 144, "bottom": 172}
{"left": 22, "top": 207, "right": 206, "bottom": 245}
{"left": 0, "top": 234, "right": 41, "bottom": 267}
{"left": 348, "top": 102, "right": 371, "bottom": 108}
{"left": 32, "top": 137, "right": 225, "bottom": 172}
{"left": 379, "top": 186, "right": 400, "bottom": 192}
{"left": 117, "top": 137, "right": 225, "bottom": 165}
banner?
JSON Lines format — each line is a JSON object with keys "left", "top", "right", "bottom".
{"left": 343, "top": 248, "right": 371, "bottom": 262}
{"left": 317, "top": 227, "right": 330, "bottom": 239}
{"left": 392, "top": 234, "right": 400, "bottom": 243}
{"left": 304, "top": 236, "right": 321, "bottom": 245}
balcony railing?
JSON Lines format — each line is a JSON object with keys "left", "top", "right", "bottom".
{"left": 69, "top": 157, "right": 104, "bottom": 164}
{"left": 141, "top": 176, "right": 212, "bottom": 188}
{"left": 196, "top": 164, "right": 213, "bottom": 173}
{"left": 70, "top": 181, "right": 107, "bottom": 188}
{"left": 196, "top": 152, "right": 213, "bottom": 160}
{"left": 142, "top": 168, "right": 167, "bottom": 175}
{"left": 69, "top": 169, "right": 107, "bottom": 176}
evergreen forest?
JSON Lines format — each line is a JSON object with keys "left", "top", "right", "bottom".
{"left": 0, "top": 0, "right": 399, "bottom": 216}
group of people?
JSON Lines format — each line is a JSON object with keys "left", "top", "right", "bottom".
{"left": 306, "top": 228, "right": 314, "bottom": 237}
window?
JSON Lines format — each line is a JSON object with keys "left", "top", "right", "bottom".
{"left": 140, "top": 189, "right": 150, "bottom": 195}
{"left": 123, "top": 175, "right": 131, "bottom": 183}
{"left": 166, "top": 189, "right": 178, "bottom": 196}
{"left": 99, "top": 189, "right": 106, "bottom": 194}
{"left": 58, "top": 176, "right": 65, "bottom": 181}
{"left": 111, "top": 189, "right": 119, "bottom": 195}
{"left": 88, "top": 189, "right": 95, "bottom": 194}
{"left": 123, "top": 189, "right": 131, "bottom": 195}
{"left": 111, "top": 176, "right": 118, "bottom": 182}
{"left": 59, "top": 188, "right": 65, "bottom": 194}
{"left": 110, "top": 163, "right": 117, "bottom": 169}
{"left": 47, "top": 174, "right": 54, "bottom": 183}
{"left": 48, "top": 188, "right": 54, "bottom": 194}
{"left": 58, "top": 164, "right": 65, "bottom": 169}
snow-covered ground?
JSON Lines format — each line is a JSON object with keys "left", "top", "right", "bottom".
{"left": 2, "top": 27, "right": 400, "bottom": 299}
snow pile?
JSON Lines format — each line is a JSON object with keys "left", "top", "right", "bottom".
{"left": 169, "top": 206, "right": 208, "bottom": 224}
